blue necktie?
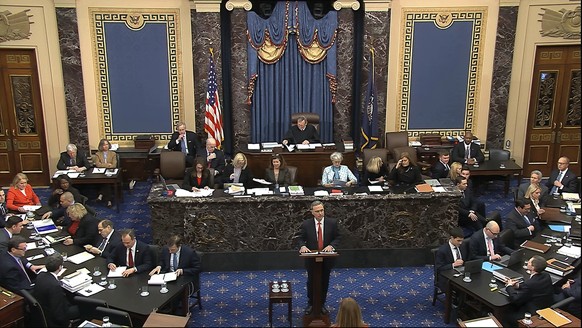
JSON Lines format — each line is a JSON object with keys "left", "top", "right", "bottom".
{"left": 171, "top": 253, "right": 178, "bottom": 272}
{"left": 523, "top": 215, "right": 531, "bottom": 225}
{"left": 180, "top": 139, "right": 187, "bottom": 154}
{"left": 551, "top": 171, "right": 564, "bottom": 194}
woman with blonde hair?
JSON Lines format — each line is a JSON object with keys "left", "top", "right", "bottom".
{"left": 6, "top": 173, "right": 41, "bottom": 212}
{"left": 364, "top": 156, "right": 388, "bottom": 185}
{"left": 223, "top": 153, "right": 254, "bottom": 188}
{"left": 524, "top": 183, "right": 545, "bottom": 219}
{"left": 331, "top": 297, "right": 367, "bottom": 327}
{"left": 448, "top": 162, "right": 463, "bottom": 181}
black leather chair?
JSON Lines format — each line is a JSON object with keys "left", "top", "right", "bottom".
{"left": 150, "top": 244, "right": 161, "bottom": 268}
{"left": 488, "top": 149, "right": 510, "bottom": 161}
{"left": 73, "top": 296, "right": 108, "bottom": 321}
{"left": 159, "top": 150, "right": 186, "bottom": 184}
{"left": 20, "top": 289, "right": 48, "bottom": 327}
{"left": 498, "top": 229, "right": 515, "bottom": 250}
{"left": 291, "top": 112, "right": 320, "bottom": 131}
{"left": 94, "top": 306, "right": 133, "bottom": 326}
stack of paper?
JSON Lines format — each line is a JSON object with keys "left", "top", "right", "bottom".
{"left": 148, "top": 272, "right": 177, "bottom": 285}
{"left": 175, "top": 188, "right": 214, "bottom": 198}
{"left": 61, "top": 272, "right": 92, "bottom": 293}
{"left": 107, "top": 266, "right": 127, "bottom": 278}
{"left": 562, "top": 192, "right": 580, "bottom": 201}
{"left": 288, "top": 186, "right": 304, "bottom": 195}
{"left": 32, "top": 219, "right": 59, "bottom": 234}
{"left": 314, "top": 190, "right": 329, "bottom": 196}
{"left": 68, "top": 252, "right": 95, "bottom": 265}
{"left": 557, "top": 245, "right": 581, "bottom": 259}
{"left": 76, "top": 283, "right": 105, "bottom": 297}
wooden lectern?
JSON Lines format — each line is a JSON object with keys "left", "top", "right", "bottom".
{"left": 300, "top": 252, "right": 339, "bottom": 327}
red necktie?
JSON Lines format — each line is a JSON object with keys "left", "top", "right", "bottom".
{"left": 487, "top": 238, "right": 495, "bottom": 257}
{"left": 317, "top": 222, "right": 323, "bottom": 250}
{"left": 128, "top": 249, "right": 134, "bottom": 267}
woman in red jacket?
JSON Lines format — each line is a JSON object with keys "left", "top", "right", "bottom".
{"left": 6, "top": 173, "right": 41, "bottom": 212}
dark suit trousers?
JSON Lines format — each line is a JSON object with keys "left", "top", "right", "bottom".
{"left": 306, "top": 260, "right": 332, "bottom": 306}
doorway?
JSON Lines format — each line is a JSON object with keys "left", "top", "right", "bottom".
{"left": 0, "top": 49, "right": 50, "bottom": 186}
{"left": 523, "top": 45, "right": 581, "bottom": 178}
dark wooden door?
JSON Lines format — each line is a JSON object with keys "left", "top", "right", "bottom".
{"left": 523, "top": 45, "right": 581, "bottom": 178}
{"left": 0, "top": 49, "right": 49, "bottom": 186}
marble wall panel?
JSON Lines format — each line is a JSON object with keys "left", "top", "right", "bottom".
{"left": 487, "top": 6, "right": 518, "bottom": 150}
{"left": 230, "top": 10, "right": 251, "bottom": 151}
{"left": 363, "top": 10, "right": 390, "bottom": 144}
{"left": 334, "top": 10, "right": 355, "bottom": 142}
{"left": 56, "top": 8, "right": 89, "bottom": 151}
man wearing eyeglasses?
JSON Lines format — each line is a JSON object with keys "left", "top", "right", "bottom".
{"left": 505, "top": 198, "right": 540, "bottom": 249}
{"left": 546, "top": 156, "right": 578, "bottom": 194}
{"left": 198, "top": 138, "right": 225, "bottom": 184}
{"left": 469, "top": 221, "right": 513, "bottom": 261}
{"left": 0, "top": 216, "right": 24, "bottom": 252}
{"left": 0, "top": 236, "right": 44, "bottom": 292}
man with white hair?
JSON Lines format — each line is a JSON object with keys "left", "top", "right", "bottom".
{"left": 517, "top": 170, "right": 549, "bottom": 200}
{"left": 199, "top": 138, "right": 225, "bottom": 184}
{"left": 56, "top": 143, "right": 91, "bottom": 172}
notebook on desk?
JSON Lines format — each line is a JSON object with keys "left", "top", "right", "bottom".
{"left": 493, "top": 249, "right": 523, "bottom": 268}
{"left": 454, "top": 259, "right": 484, "bottom": 275}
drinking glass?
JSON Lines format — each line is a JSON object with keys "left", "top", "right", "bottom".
{"left": 61, "top": 252, "right": 67, "bottom": 262}
{"left": 523, "top": 312, "right": 532, "bottom": 325}
{"left": 93, "top": 266, "right": 101, "bottom": 276}
{"left": 160, "top": 282, "right": 168, "bottom": 293}
{"left": 140, "top": 285, "right": 149, "bottom": 296}
{"left": 108, "top": 279, "right": 116, "bottom": 289}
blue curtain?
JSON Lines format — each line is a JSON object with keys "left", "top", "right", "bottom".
{"left": 247, "top": 1, "right": 337, "bottom": 143}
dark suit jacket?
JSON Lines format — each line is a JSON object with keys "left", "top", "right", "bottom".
{"left": 33, "top": 272, "right": 75, "bottom": 326}
{"left": 99, "top": 229, "right": 122, "bottom": 259}
{"left": 107, "top": 240, "right": 153, "bottom": 273}
{"left": 0, "top": 228, "right": 10, "bottom": 252}
{"left": 167, "top": 131, "right": 201, "bottom": 157}
{"left": 283, "top": 124, "right": 320, "bottom": 144}
{"left": 199, "top": 148, "right": 226, "bottom": 176}
{"left": 48, "top": 186, "right": 83, "bottom": 208}
{"left": 70, "top": 214, "right": 100, "bottom": 246}
{"left": 223, "top": 165, "right": 254, "bottom": 188}
{"left": 458, "top": 189, "right": 482, "bottom": 226}
{"left": 0, "top": 203, "right": 7, "bottom": 228}
{"left": 0, "top": 252, "right": 35, "bottom": 291}
{"left": 56, "top": 151, "right": 91, "bottom": 170}
{"left": 265, "top": 168, "right": 292, "bottom": 186}
{"left": 435, "top": 242, "right": 469, "bottom": 273}
{"left": 469, "top": 228, "right": 513, "bottom": 260}
{"left": 507, "top": 272, "right": 553, "bottom": 314}
{"left": 431, "top": 161, "right": 450, "bottom": 179}
{"left": 505, "top": 208, "right": 540, "bottom": 248}
{"left": 159, "top": 245, "right": 201, "bottom": 276}
{"left": 546, "top": 169, "right": 578, "bottom": 194}
{"left": 388, "top": 165, "right": 422, "bottom": 186}
{"left": 364, "top": 164, "right": 389, "bottom": 185}
{"left": 182, "top": 168, "right": 212, "bottom": 190}
{"left": 298, "top": 217, "right": 341, "bottom": 269}
{"left": 451, "top": 142, "right": 485, "bottom": 164}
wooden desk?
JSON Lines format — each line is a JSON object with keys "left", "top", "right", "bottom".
{"left": 243, "top": 149, "right": 355, "bottom": 187}
{"left": 518, "top": 308, "right": 580, "bottom": 327}
{"left": 142, "top": 311, "right": 190, "bottom": 327}
{"left": 539, "top": 207, "right": 575, "bottom": 224}
{"left": 0, "top": 288, "right": 24, "bottom": 327}
{"left": 56, "top": 171, "right": 124, "bottom": 213}
{"left": 468, "top": 160, "right": 522, "bottom": 196}
{"left": 269, "top": 281, "right": 292, "bottom": 327}
{"left": 116, "top": 147, "right": 160, "bottom": 183}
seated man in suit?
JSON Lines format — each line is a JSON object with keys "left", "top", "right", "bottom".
{"left": 107, "top": 229, "right": 153, "bottom": 278}
{"left": 199, "top": 138, "right": 225, "bottom": 184}
{"left": 504, "top": 255, "right": 553, "bottom": 325}
{"left": 56, "top": 143, "right": 91, "bottom": 172}
{"left": 470, "top": 221, "right": 513, "bottom": 261}
{"left": 34, "top": 255, "right": 80, "bottom": 326}
{"left": 0, "top": 188, "right": 7, "bottom": 228}
{"left": 505, "top": 198, "right": 540, "bottom": 249}
{"left": 546, "top": 156, "right": 578, "bottom": 194}
{"left": 85, "top": 219, "right": 122, "bottom": 258}
{"left": 451, "top": 131, "right": 484, "bottom": 165}
{"left": 431, "top": 151, "right": 451, "bottom": 179}
{"left": 554, "top": 275, "right": 581, "bottom": 318}
{"left": 149, "top": 235, "right": 201, "bottom": 277}
{"left": 0, "top": 216, "right": 23, "bottom": 252}
{"left": 435, "top": 227, "right": 468, "bottom": 291}
{"left": 41, "top": 191, "right": 75, "bottom": 225}
{"left": 282, "top": 116, "right": 320, "bottom": 146}
{"left": 0, "top": 236, "right": 44, "bottom": 292}
{"left": 517, "top": 170, "right": 549, "bottom": 201}
{"left": 456, "top": 176, "right": 486, "bottom": 234}
{"left": 167, "top": 122, "right": 201, "bottom": 167}
{"left": 460, "top": 166, "right": 486, "bottom": 216}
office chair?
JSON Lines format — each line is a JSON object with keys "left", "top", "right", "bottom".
{"left": 498, "top": 229, "right": 514, "bottom": 250}
{"left": 286, "top": 166, "right": 298, "bottom": 185}
{"left": 72, "top": 296, "right": 108, "bottom": 321}
{"left": 189, "top": 250, "right": 204, "bottom": 310}
{"left": 20, "top": 289, "right": 48, "bottom": 327}
{"left": 94, "top": 306, "right": 133, "bottom": 327}
{"left": 291, "top": 112, "right": 320, "bottom": 131}
{"left": 551, "top": 296, "right": 576, "bottom": 310}
{"left": 488, "top": 149, "right": 510, "bottom": 161}
{"left": 159, "top": 151, "right": 186, "bottom": 183}
{"left": 149, "top": 244, "right": 161, "bottom": 268}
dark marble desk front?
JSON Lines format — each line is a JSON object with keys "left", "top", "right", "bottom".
{"left": 148, "top": 184, "right": 460, "bottom": 252}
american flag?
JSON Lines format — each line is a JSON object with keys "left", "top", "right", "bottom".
{"left": 204, "top": 49, "right": 224, "bottom": 149}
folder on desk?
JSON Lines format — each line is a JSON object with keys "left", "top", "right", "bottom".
{"left": 520, "top": 240, "right": 551, "bottom": 253}
{"left": 415, "top": 183, "right": 434, "bottom": 193}
{"left": 536, "top": 308, "right": 572, "bottom": 327}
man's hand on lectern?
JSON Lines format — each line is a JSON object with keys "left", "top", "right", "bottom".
{"left": 321, "top": 245, "right": 334, "bottom": 252}
{"left": 300, "top": 246, "right": 311, "bottom": 253}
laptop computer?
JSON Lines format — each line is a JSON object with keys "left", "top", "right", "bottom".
{"left": 159, "top": 175, "right": 180, "bottom": 192}
{"left": 454, "top": 259, "right": 484, "bottom": 275}
{"left": 494, "top": 249, "right": 523, "bottom": 268}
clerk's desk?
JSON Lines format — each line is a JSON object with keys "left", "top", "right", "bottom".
{"left": 243, "top": 144, "right": 355, "bottom": 187}
{"left": 440, "top": 225, "right": 581, "bottom": 324}
{"left": 17, "top": 224, "right": 193, "bottom": 326}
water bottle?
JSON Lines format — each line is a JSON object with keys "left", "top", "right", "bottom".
{"left": 102, "top": 316, "right": 111, "bottom": 327}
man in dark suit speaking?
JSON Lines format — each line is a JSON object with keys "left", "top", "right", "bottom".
{"left": 149, "top": 235, "right": 201, "bottom": 277}
{"left": 298, "top": 200, "right": 341, "bottom": 315}
{"left": 451, "top": 131, "right": 484, "bottom": 165}
{"left": 282, "top": 116, "right": 320, "bottom": 146}
{"left": 167, "top": 122, "right": 201, "bottom": 167}
{"left": 546, "top": 156, "right": 578, "bottom": 194}
{"left": 85, "top": 219, "right": 122, "bottom": 258}
{"left": 107, "top": 229, "right": 153, "bottom": 277}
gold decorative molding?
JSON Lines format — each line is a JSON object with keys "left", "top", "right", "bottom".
{"left": 225, "top": 0, "right": 252, "bottom": 11}
{"left": 0, "top": 10, "right": 34, "bottom": 43}
{"left": 333, "top": 1, "right": 361, "bottom": 11}
{"left": 539, "top": 6, "right": 581, "bottom": 39}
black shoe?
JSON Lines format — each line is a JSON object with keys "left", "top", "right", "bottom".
{"left": 304, "top": 305, "right": 312, "bottom": 315}
{"left": 321, "top": 305, "right": 329, "bottom": 315}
